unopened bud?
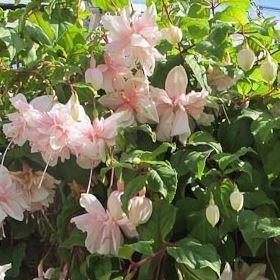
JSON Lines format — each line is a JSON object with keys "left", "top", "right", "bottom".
{"left": 206, "top": 197, "right": 220, "bottom": 227}
{"left": 260, "top": 55, "right": 278, "bottom": 83}
{"left": 230, "top": 189, "right": 244, "bottom": 212}
{"left": 69, "top": 92, "right": 82, "bottom": 122}
{"left": 237, "top": 47, "right": 256, "bottom": 71}
{"left": 162, "top": 25, "right": 183, "bottom": 45}
{"left": 107, "top": 191, "right": 125, "bottom": 220}
{"left": 132, "top": 157, "right": 141, "bottom": 165}
{"left": 128, "top": 196, "right": 152, "bottom": 226}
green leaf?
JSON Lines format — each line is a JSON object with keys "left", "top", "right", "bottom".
{"left": 216, "top": 6, "right": 249, "bottom": 25}
{"left": 90, "top": 0, "right": 129, "bottom": 12}
{"left": 121, "top": 174, "right": 148, "bottom": 211}
{"left": 60, "top": 228, "right": 86, "bottom": 249}
{"left": 170, "top": 149, "right": 212, "bottom": 178}
{"left": 167, "top": 238, "right": 221, "bottom": 275}
{"left": 87, "top": 256, "right": 112, "bottom": 280}
{"left": 138, "top": 200, "right": 177, "bottom": 249}
{"left": 185, "top": 55, "right": 211, "bottom": 91}
{"left": 119, "top": 240, "right": 154, "bottom": 259}
{"left": 147, "top": 163, "right": 178, "bottom": 202}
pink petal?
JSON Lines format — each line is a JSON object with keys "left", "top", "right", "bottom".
{"left": 165, "top": 66, "right": 188, "bottom": 98}
{"left": 171, "top": 109, "right": 191, "bottom": 137}
{"left": 80, "top": 194, "right": 106, "bottom": 216}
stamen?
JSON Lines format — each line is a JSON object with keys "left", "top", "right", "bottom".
{"left": 38, "top": 153, "right": 52, "bottom": 189}
{"left": 1, "top": 140, "right": 13, "bottom": 167}
{"left": 86, "top": 165, "right": 94, "bottom": 194}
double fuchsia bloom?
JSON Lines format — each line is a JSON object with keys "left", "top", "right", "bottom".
{"left": 0, "top": 167, "right": 28, "bottom": 223}
{"left": 101, "top": 4, "right": 163, "bottom": 76}
{"left": 85, "top": 55, "right": 131, "bottom": 93}
{"left": 71, "top": 193, "right": 138, "bottom": 256}
{"left": 99, "top": 71, "right": 159, "bottom": 124}
{"left": 3, "top": 94, "right": 55, "bottom": 146}
{"left": 150, "top": 65, "right": 209, "bottom": 145}
{"left": 70, "top": 111, "right": 134, "bottom": 169}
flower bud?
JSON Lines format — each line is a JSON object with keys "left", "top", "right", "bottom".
{"left": 128, "top": 196, "right": 152, "bottom": 226}
{"left": 206, "top": 197, "right": 220, "bottom": 227}
{"left": 107, "top": 191, "right": 125, "bottom": 220}
{"left": 69, "top": 92, "right": 82, "bottom": 122}
{"left": 162, "top": 25, "right": 183, "bottom": 45}
{"left": 260, "top": 55, "right": 278, "bottom": 83}
{"left": 237, "top": 47, "right": 256, "bottom": 71}
{"left": 230, "top": 189, "right": 244, "bottom": 212}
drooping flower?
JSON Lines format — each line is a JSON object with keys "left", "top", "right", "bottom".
{"left": 0, "top": 263, "right": 11, "bottom": 280}
{"left": 128, "top": 195, "right": 153, "bottom": 226}
{"left": 237, "top": 47, "right": 256, "bottom": 71}
{"left": 0, "top": 166, "right": 28, "bottom": 223}
{"left": 71, "top": 111, "right": 134, "bottom": 169}
{"left": 101, "top": 4, "right": 163, "bottom": 76}
{"left": 260, "top": 54, "right": 278, "bottom": 84}
{"left": 11, "top": 164, "right": 60, "bottom": 212}
{"left": 71, "top": 193, "right": 138, "bottom": 256}
{"left": 85, "top": 55, "right": 131, "bottom": 93}
{"left": 206, "top": 195, "right": 220, "bottom": 227}
{"left": 230, "top": 189, "right": 244, "bottom": 212}
{"left": 161, "top": 25, "right": 183, "bottom": 45}
{"left": 99, "top": 71, "right": 159, "bottom": 124}
{"left": 3, "top": 94, "right": 55, "bottom": 146}
{"left": 150, "top": 65, "right": 209, "bottom": 144}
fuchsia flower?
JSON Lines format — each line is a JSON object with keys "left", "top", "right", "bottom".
{"left": 99, "top": 71, "right": 159, "bottom": 124}
{"left": 71, "top": 193, "right": 138, "bottom": 256}
{"left": 71, "top": 111, "right": 134, "bottom": 169}
{"left": 150, "top": 65, "right": 209, "bottom": 144}
{"left": 0, "top": 263, "right": 11, "bottom": 280}
{"left": 85, "top": 55, "right": 131, "bottom": 93}
{"left": 0, "top": 167, "right": 28, "bottom": 223}
{"left": 3, "top": 94, "right": 55, "bottom": 146}
{"left": 11, "top": 164, "right": 60, "bottom": 212}
{"left": 101, "top": 4, "right": 163, "bottom": 76}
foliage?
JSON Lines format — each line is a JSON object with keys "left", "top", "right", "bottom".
{"left": 0, "top": 0, "right": 280, "bottom": 279}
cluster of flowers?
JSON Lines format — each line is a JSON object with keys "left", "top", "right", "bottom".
{"left": 2, "top": 4, "right": 211, "bottom": 259}
{"left": 0, "top": 164, "right": 58, "bottom": 226}
{"left": 71, "top": 185, "right": 153, "bottom": 256}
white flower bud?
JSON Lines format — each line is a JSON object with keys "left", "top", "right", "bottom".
{"left": 162, "top": 25, "right": 183, "bottom": 45}
{"left": 206, "top": 197, "right": 220, "bottom": 227}
{"left": 69, "top": 93, "right": 82, "bottom": 122}
{"left": 128, "top": 196, "right": 152, "bottom": 226}
{"left": 260, "top": 55, "right": 278, "bottom": 83}
{"left": 107, "top": 191, "right": 125, "bottom": 220}
{"left": 230, "top": 189, "right": 244, "bottom": 212}
{"left": 237, "top": 47, "right": 256, "bottom": 71}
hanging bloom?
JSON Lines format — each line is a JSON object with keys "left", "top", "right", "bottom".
{"left": 99, "top": 71, "right": 159, "bottom": 124}
{"left": 71, "top": 111, "right": 134, "bottom": 169}
{"left": 206, "top": 196, "right": 220, "bottom": 227}
{"left": 161, "top": 25, "right": 183, "bottom": 45}
{"left": 237, "top": 47, "right": 256, "bottom": 71}
{"left": 3, "top": 94, "right": 55, "bottom": 146}
{"left": 0, "top": 263, "right": 11, "bottom": 280}
{"left": 260, "top": 54, "right": 278, "bottom": 84}
{"left": 128, "top": 195, "right": 153, "bottom": 226}
{"left": 219, "top": 262, "right": 232, "bottom": 280}
{"left": 0, "top": 167, "right": 28, "bottom": 223}
{"left": 230, "top": 189, "right": 244, "bottom": 212}
{"left": 101, "top": 4, "right": 163, "bottom": 76}
{"left": 71, "top": 193, "right": 138, "bottom": 256}
{"left": 11, "top": 164, "right": 60, "bottom": 212}
{"left": 150, "top": 65, "right": 209, "bottom": 144}
{"left": 85, "top": 58, "right": 104, "bottom": 90}
{"left": 107, "top": 190, "right": 126, "bottom": 220}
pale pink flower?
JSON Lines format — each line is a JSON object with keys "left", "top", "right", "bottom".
{"left": 71, "top": 111, "right": 134, "bottom": 169}
{"left": 150, "top": 65, "right": 209, "bottom": 144}
{"left": 71, "top": 193, "right": 138, "bottom": 256}
{"left": 11, "top": 164, "right": 60, "bottom": 212}
{"left": 85, "top": 55, "right": 131, "bottom": 93}
{"left": 3, "top": 94, "right": 55, "bottom": 146}
{"left": 102, "top": 4, "right": 163, "bottom": 76}
{"left": 0, "top": 263, "right": 11, "bottom": 280}
{"left": 99, "top": 71, "right": 159, "bottom": 124}
{"left": 0, "top": 167, "right": 28, "bottom": 223}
